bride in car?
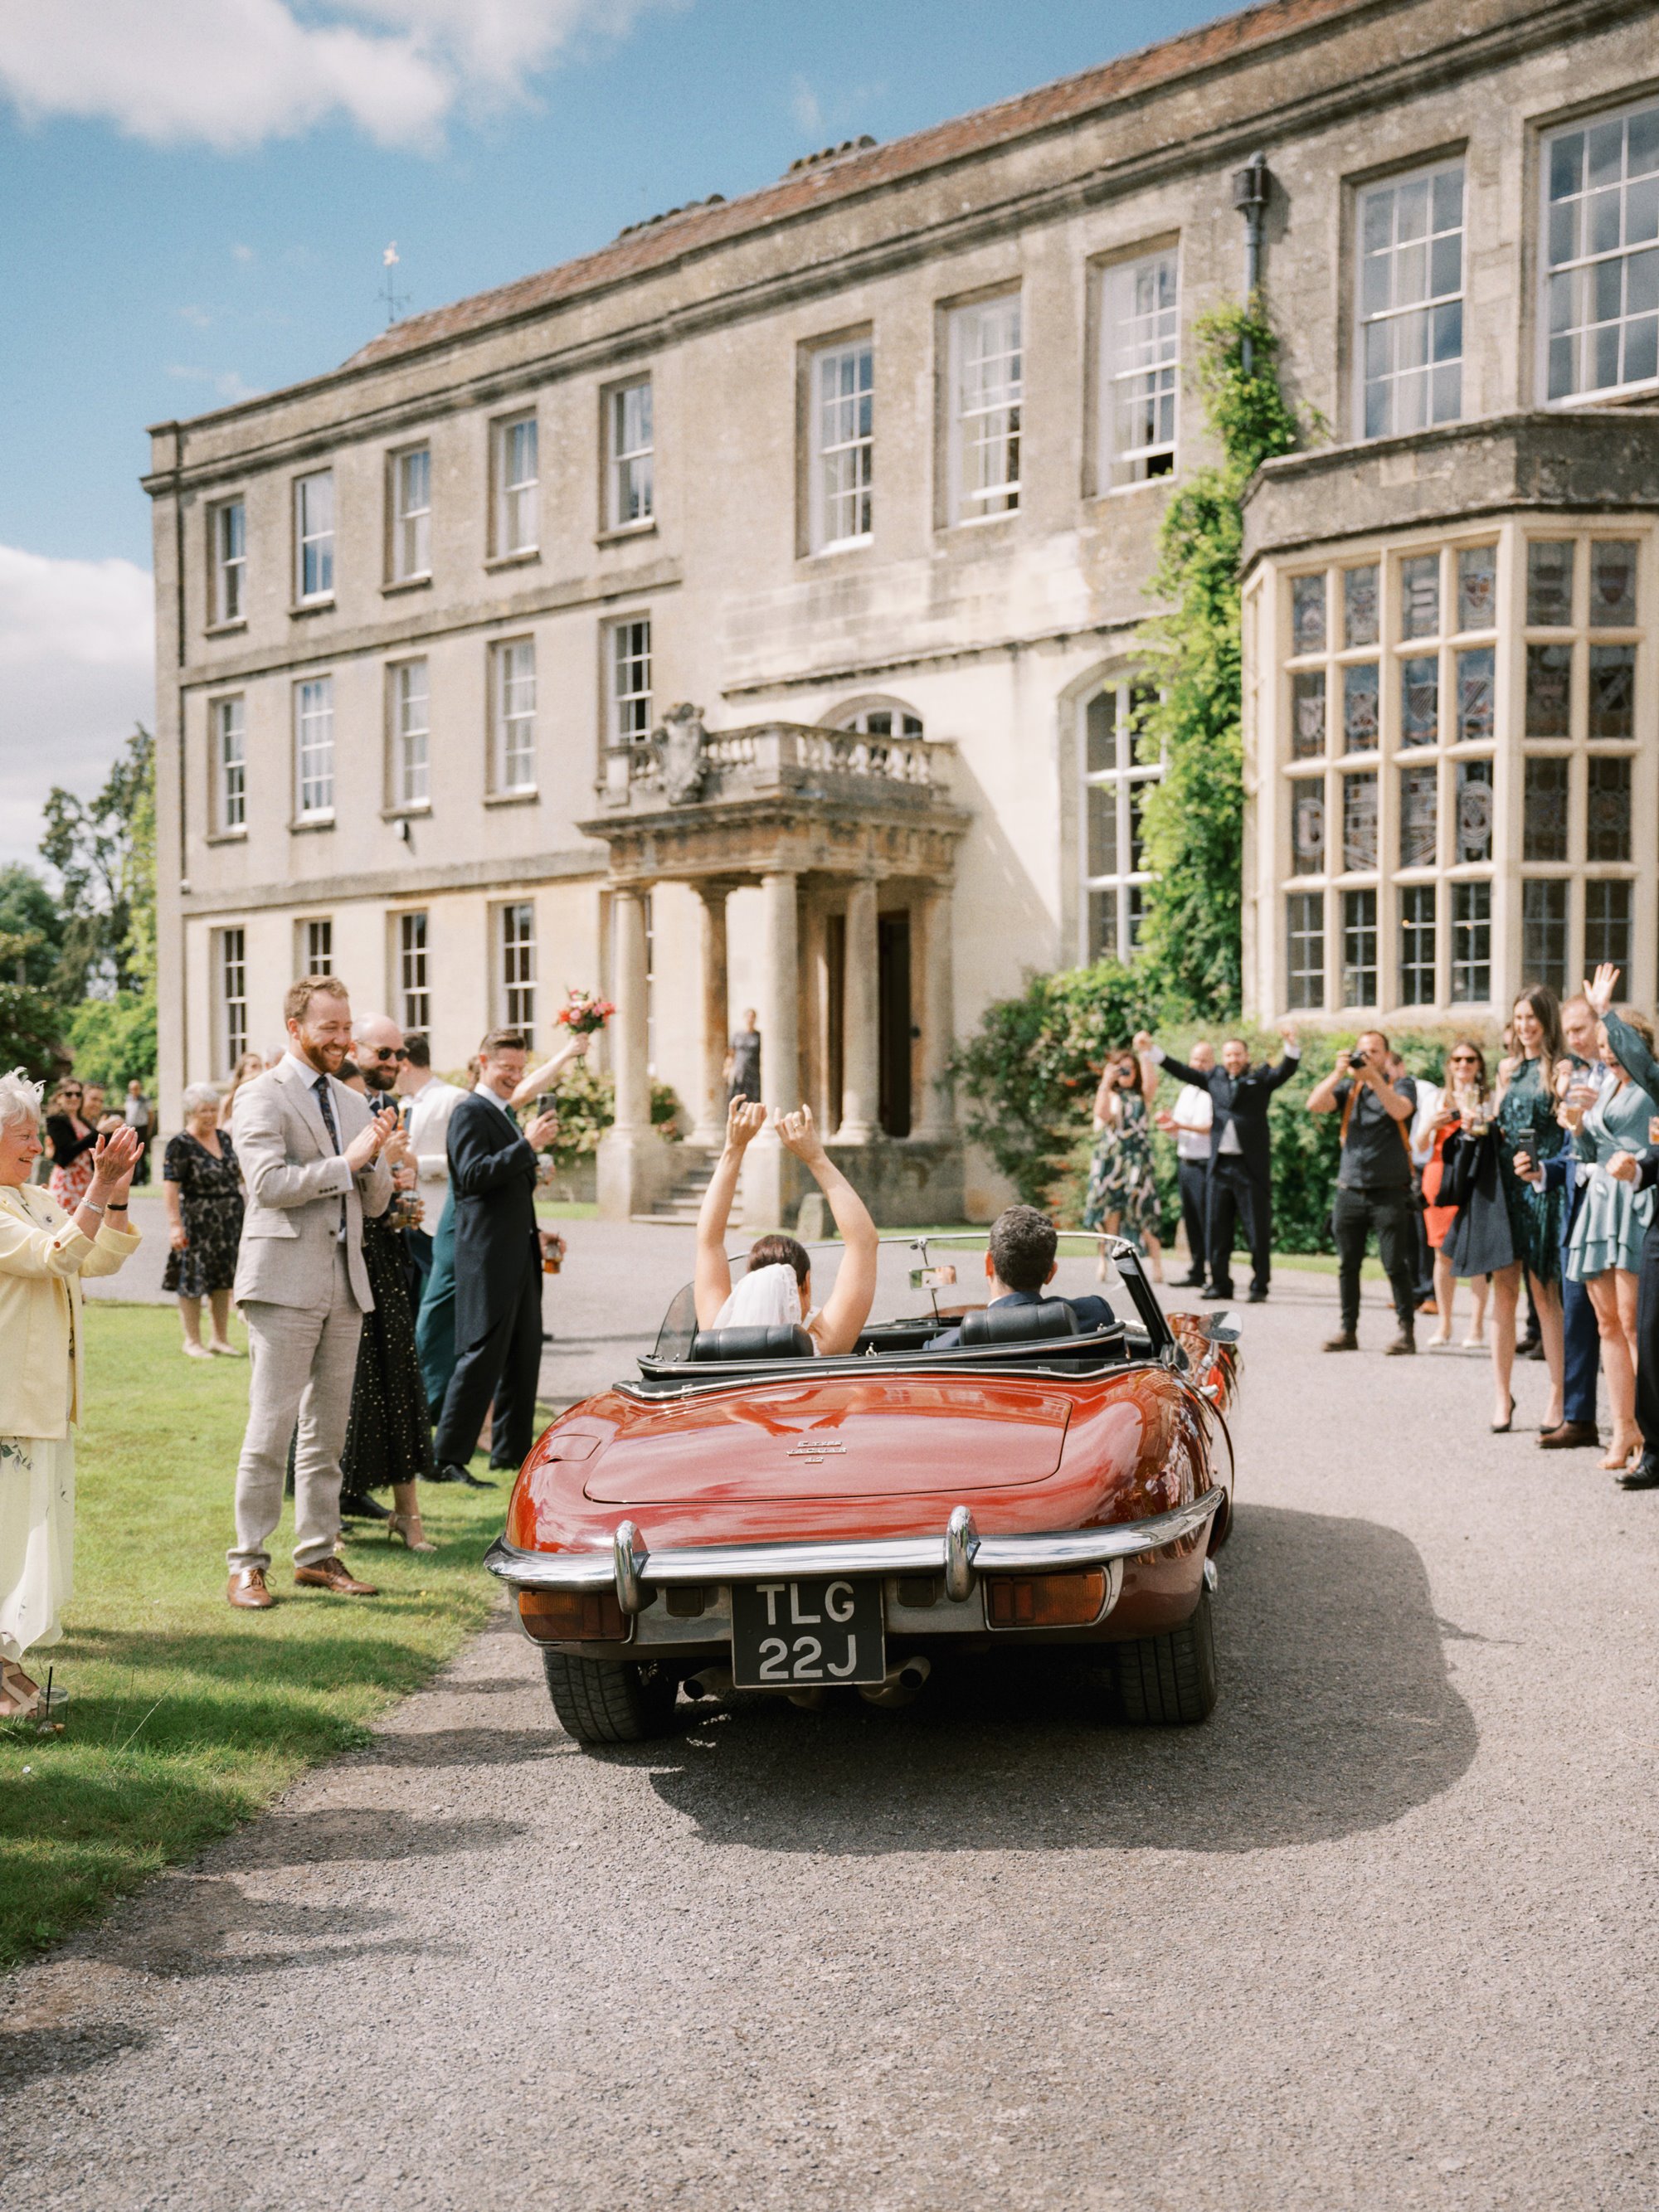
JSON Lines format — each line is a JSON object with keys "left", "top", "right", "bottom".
{"left": 693, "top": 1098, "right": 879, "bottom": 1354}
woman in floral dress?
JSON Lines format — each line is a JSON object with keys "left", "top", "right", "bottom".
{"left": 1082, "top": 1048, "right": 1164, "bottom": 1281}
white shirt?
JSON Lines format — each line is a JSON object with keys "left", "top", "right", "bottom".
{"left": 1171, "top": 1083, "right": 1214, "bottom": 1163}
{"left": 406, "top": 1075, "right": 466, "bottom": 1181}
{"left": 1407, "top": 1077, "right": 1443, "bottom": 1170}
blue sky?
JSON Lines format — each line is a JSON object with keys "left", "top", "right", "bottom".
{"left": 0, "top": 0, "right": 1228, "bottom": 858}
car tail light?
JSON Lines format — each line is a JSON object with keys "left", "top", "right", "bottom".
{"left": 518, "top": 1587, "right": 626, "bottom": 1641}
{"left": 985, "top": 1570, "right": 1107, "bottom": 1629}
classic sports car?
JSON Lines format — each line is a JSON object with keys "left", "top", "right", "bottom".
{"left": 484, "top": 1235, "right": 1240, "bottom": 1746}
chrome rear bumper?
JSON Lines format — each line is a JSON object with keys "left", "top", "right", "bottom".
{"left": 484, "top": 1489, "right": 1223, "bottom": 1614}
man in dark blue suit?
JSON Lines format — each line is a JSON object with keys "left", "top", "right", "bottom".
{"left": 1135, "top": 1026, "right": 1302, "bottom": 1303}
{"left": 927, "top": 1206, "right": 1113, "bottom": 1349}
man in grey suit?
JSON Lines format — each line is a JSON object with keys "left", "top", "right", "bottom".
{"left": 226, "top": 975, "right": 397, "bottom": 1609}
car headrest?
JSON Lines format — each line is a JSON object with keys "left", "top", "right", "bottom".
{"left": 958, "top": 1299, "right": 1081, "bottom": 1347}
{"left": 689, "top": 1325, "right": 815, "bottom": 1363}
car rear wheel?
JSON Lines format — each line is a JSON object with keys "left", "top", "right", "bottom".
{"left": 1112, "top": 1588, "right": 1217, "bottom": 1724}
{"left": 542, "top": 1652, "right": 679, "bottom": 1745}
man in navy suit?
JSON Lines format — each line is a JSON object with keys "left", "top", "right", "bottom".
{"left": 1135, "top": 1027, "right": 1301, "bottom": 1303}
{"left": 927, "top": 1205, "right": 1113, "bottom": 1349}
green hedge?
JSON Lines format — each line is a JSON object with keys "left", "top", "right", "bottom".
{"left": 953, "top": 961, "right": 1494, "bottom": 1256}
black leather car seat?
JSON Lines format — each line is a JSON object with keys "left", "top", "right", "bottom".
{"left": 957, "top": 1299, "right": 1080, "bottom": 1347}
{"left": 689, "top": 1325, "right": 815, "bottom": 1362}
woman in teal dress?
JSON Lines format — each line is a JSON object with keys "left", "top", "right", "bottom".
{"left": 1565, "top": 1003, "right": 1659, "bottom": 1470}
{"left": 1483, "top": 989, "right": 1567, "bottom": 1436}
{"left": 1082, "top": 1049, "right": 1164, "bottom": 1281}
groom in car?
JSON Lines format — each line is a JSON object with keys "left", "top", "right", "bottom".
{"left": 927, "top": 1206, "right": 1115, "bottom": 1349}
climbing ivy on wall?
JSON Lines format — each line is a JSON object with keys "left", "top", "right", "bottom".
{"left": 1136, "top": 303, "right": 1305, "bottom": 1016}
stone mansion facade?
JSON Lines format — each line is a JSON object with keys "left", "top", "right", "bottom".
{"left": 147, "top": 0, "right": 1659, "bottom": 1220}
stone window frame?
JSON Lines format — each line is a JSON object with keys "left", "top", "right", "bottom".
{"left": 489, "top": 635, "right": 538, "bottom": 800}
{"left": 386, "top": 654, "right": 431, "bottom": 814}
{"left": 395, "top": 909, "right": 431, "bottom": 1043}
{"left": 490, "top": 411, "right": 540, "bottom": 561}
{"left": 292, "top": 469, "right": 334, "bottom": 609}
{"left": 804, "top": 332, "right": 875, "bottom": 557}
{"left": 292, "top": 670, "right": 336, "bottom": 825}
{"left": 604, "top": 611, "right": 652, "bottom": 753}
{"left": 1077, "top": 671, "right": 1163, "bottom": 965}
{"left": 1092, "top": 236, "right": 1181, "bottom": 493}
{"left": 387, "top": 442, "right": 432, "bottom": 586}
{"left": 207, "top": 494, "right": 246, "bottom": 630}
{"left": 496, "top": 898, "right": 538, "bottom": 1033}
{"left": 603, "top": 375, "right": 654, "bottom": 534}
{"left": 1274, "top": 528, "right": 1502, "bottom": 1016}
{"left": 209, "top": 692, "right": 247, "bottom": 839}
{"left": 1536, "top": 91, "right": 1659, "bottom": 411}
{"left": 1350, "top": 153, "right": 1467, "bottom": 444}
{"left": 939, "top": 285, "right": 1023, "bottom": 527}
{"left": 297, "top": 916, "right": 333, "bottom": 977}
{"left": 215, "top": 925, "right": 248, "bottom": 1076}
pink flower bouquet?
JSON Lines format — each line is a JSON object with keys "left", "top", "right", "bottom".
{"left": 557, "top": 989, "right": 616, "bottom": 1036}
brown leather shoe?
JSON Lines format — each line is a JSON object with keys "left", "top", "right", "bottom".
{"left": 294, "top": 1555, "right": 379, "bottom": 1597}
{"left": 226, "top": 1568, "right": 274, "bottom": 1610}
{"left": 1322, "top": 1330, "right": 1359, "bottom": 1352}
{"left": 1539, "top": 1421, "right": 1600, "bottom": 1450}
{"left": 1384, "top": 1331, "right": 1417, "bottom": 1356}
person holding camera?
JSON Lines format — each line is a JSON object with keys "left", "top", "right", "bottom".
{"left": 1306, "top": 1031, "right": 1418, "bottom": 1354}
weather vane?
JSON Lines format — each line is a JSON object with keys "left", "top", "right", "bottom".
{"left": 377, "top": 242, "right": 410, "bottom": 326}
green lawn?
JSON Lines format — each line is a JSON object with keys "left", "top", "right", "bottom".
{"left": 0, "top": 1305, "right": 508, "bottom": 1970}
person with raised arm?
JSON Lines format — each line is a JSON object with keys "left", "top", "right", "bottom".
{"left": 693, "top": 1098, "right": 879, "bottom": 1356}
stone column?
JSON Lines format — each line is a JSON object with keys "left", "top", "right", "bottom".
{"left": 912, "top": 882, "right": 956, "bottom": 1140}
{"left": 596, "top": 885, "right": 670, "bottom": 1218}
{"left": 834, "top": 875, "right": 880, "bottom": 1145}
{"left": 690, "top": 882, "right": 730, "bottom": 1146}
{"left": 743, "top": 870, "right": 802, "bottom": 1228}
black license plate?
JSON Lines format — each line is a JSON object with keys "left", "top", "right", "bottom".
{"left": 729, "top": 1576, "right": 886, "bottom": 1689}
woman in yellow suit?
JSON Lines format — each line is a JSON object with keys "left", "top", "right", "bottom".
{"left": 0, "top": 1070, "right": 143, "bottom": 1717}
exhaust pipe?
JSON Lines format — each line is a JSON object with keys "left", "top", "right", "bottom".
{"left": 858, "top": 1655, "right": 932, "bottom": 1709}
{"left": 683, "top": 1665, "right": 733, "bottom": 1702}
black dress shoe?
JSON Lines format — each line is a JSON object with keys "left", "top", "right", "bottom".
{"left": 462, "top": 1470, "right": 498, "bottom": 1489}
{"left": 340, "top": 1490, "right": 392, "bottom": 1522}
{"left": 1619, "top": 1456, "right": 1659, "bottom": 1490}
{"left": 1248, "top": 1289, "right": 1268, "bottom": 1304}
{"left": 1200, "top": 1286, "right": 1233, "bottom": 1302}
{"left": 431, "top": 1461, "right": 484, "bottom": 1487}
{"left": 1175, "top": 1274, "right": 1207, "bottom": 1290}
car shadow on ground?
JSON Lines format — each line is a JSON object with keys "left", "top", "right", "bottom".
{"left": 629, "top": 1504, "right": 1480, "bottom": 1855}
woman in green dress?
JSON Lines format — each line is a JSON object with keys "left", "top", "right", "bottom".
{"left": 1485, "top": 987, "right": 1567, "bottom": 1436}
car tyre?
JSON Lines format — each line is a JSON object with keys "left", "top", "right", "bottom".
{"left": 542, "top": 1652, "right": 679, "bottom": 1745}
{"left": 1112, "top": 1588, "right": 1218, "bottom": 1725}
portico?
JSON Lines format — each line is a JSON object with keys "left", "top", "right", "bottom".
{"left": 580, "top": 716, "right": 971, "bottom": 1228}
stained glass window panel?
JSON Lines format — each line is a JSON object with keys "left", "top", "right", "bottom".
{"left": 1456, "top": 758, "right": 1494, "bottom": 863}
{"left": 1344, "top": 662, "right": 1380, "bottom": 752}
{"left": 1527, "top": 541, "right": 1575, "bottom": 626}
{"left": 1523, "top": 756, "right": 1570, "bottom": 861}
{"left": 1588, "top": 644, "right": 1636, "bottom": 737}
{"left": 1287, "top": 892, "right": 1325, "bottom": 1009}
{"left": 1525, "top": 644, "right": 1573, "bottom": 736}
{"left": 1585, "top": 878, "right": 1632, "bottom": 973}
{"left": 1401, "top": 654, "right": 1439, "bottom": 745}
{"left": 1590, "top": 540, "right": 1638, "bottom": 626}
{"left": 1586, "top": 754, "right": 1632, "bottom": 860}
{"left": 1451, "top": 881, "right": 1491, "bottom": 1004}
{"left": 1456, "top": 545, "right": 1497, "bottom": 632}
{"left": 1455, "top": 647, "right": 1495, "bottom": 742}
{"left": 1342, "top": 889, "right": 1378, "bottom": 1009}
{"left": 1292, "top": 574, "right": 1327, "bottom": 654}
{"left": 1344, "top": 565, "right": 1379, "bottom": 648}
{"left": 1399, "top": 765, "right": 1437, "bottom": 868}
{"left": 1400, "top": 885, "right": 1436, "bottom": 1005}
{"left": 1522, "top": 880, "right": 1569, "bottom": 994}
{"left": 1292, "top": 669, "right": 1327, "bottom": 759}
{"left": 1400, "top": 553, "right": 1441, "bottom": 639}
{"left": 1292, "top": 779, "right": 1326, "bottom": 876}
{"left": 1343, "top": 771, "right": 1378, "bottom": 873}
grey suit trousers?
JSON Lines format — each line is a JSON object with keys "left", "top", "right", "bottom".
{"left": 230, "top": 1249, "right": 363, "bottom": 1573}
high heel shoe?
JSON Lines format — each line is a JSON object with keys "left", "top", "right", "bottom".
{"left": 0, "top": 1660, "right": 41, "bottom": 1720}
{"left": 387, "top": 1512, "right": 436, "bottom": 1553}
{"left": 1491, "top": 1395, "right": 1515, "bottom": 1433}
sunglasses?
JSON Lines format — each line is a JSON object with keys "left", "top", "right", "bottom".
{"left": 363, "top": 1046, "right": 409, "bottom": 1062}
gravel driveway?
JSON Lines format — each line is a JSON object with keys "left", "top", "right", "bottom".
{"left": 2, "top": 1285, "right": 1655, "bottom": 2210}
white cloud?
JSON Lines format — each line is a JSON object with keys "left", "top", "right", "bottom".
{"left": 0, "top": 0, "right": 681, "bottom": 152}
{"left": 790, "top": 74, "right": 822, "bottom": 137}
{"left": 178, "top": 304, "right": 213, "bottom": 328}
{"left": 0, "top": 546, "right": 154, "bottom": 866}
{"left": 231, "top": 243, "right": 255, "bottom": 264}
{"left": 166, "top": 363, "right": 266, "bottom": 403}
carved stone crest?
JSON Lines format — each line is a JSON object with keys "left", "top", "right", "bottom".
{"left": 654, "top": 702, "right": 707, "bottom": 804}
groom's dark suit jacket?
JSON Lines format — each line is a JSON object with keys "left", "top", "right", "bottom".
{"left": 1155, "top": 1053, "right": 1300, "bottom": 1184}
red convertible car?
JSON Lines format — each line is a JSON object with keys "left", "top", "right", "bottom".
{"left": 485, "top": 1236, "right": 1239, "bottom": 1746}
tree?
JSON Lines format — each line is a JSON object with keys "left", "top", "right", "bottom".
{"left": 0, "top": 864, "right": 65, "bottom": 990}
{"left": 40, "top": 725, "right": 154, "bottom": 1000}
{"left": 1136, "top": 304, "right": 1305, "bottom": 1015}
{"left": 0, "top": 924, "right": 66, "bottom": 1081}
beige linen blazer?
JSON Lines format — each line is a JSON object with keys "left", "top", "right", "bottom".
{"left": 231, "top": 1057, "right": 393, "bottom": 1312}
{"left": 0, "top": 1184, "right": 142, "bottom": 1437}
